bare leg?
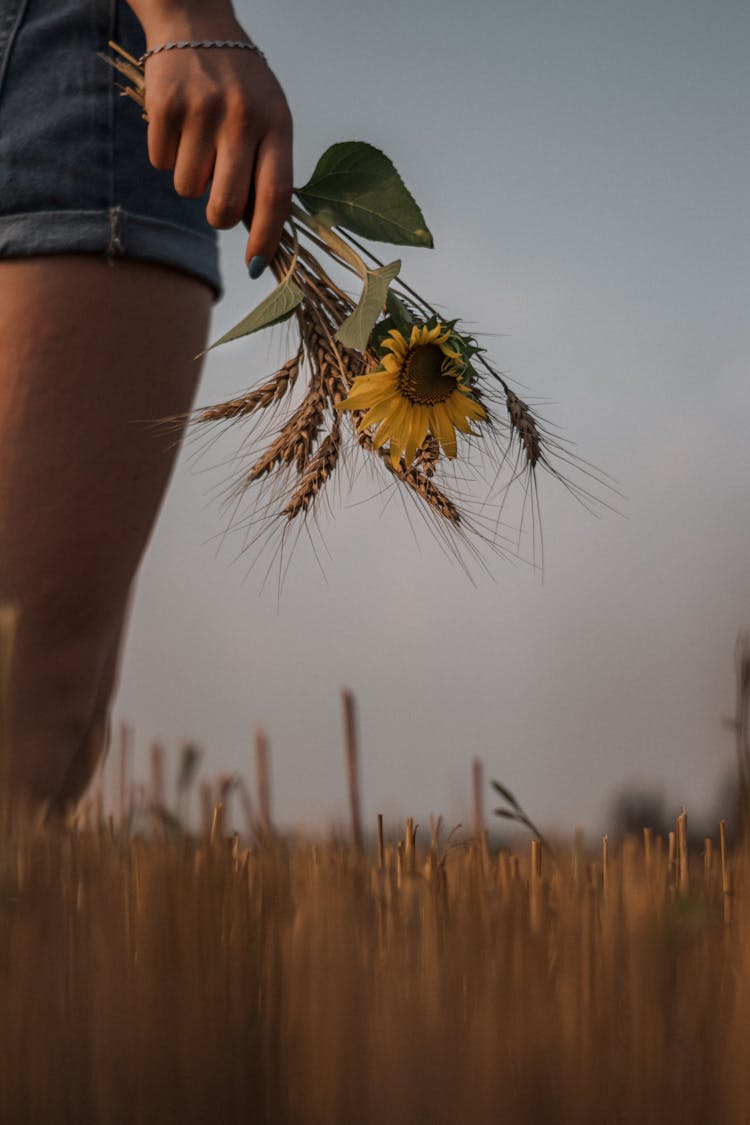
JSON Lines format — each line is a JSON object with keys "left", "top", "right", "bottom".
{"left": 49, "top": 590, "right": 133, "bottom": 814}
{"left": 0, "top": 255, "right": 213, "bottom": 810}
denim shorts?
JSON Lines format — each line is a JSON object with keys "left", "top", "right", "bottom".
{"left": 0, "top": 0, "right": 222, "bottom": 299}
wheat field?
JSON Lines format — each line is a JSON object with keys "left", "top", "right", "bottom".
{"left": 0, "top": 719, "right": 748, "bottom": 1125}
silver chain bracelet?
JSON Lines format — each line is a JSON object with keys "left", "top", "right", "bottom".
{"left": 137, "top": 40, "right": 267, "bottom": 67}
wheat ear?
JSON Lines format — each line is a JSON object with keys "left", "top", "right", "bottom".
{"left": 505, "top": 388, "right": 541, "bottom": 467}
{"left": 356, "top": 430, "right": 461, "bottom": 525}
{"left": 283, "top": 417, "right": 341, "bottom": 519}
{"left": 196, "top": 350, "right": 303, "bottom": 422}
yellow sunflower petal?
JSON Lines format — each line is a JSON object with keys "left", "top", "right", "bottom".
{"left": 350, "top": 382, "right": 400, "bottom": 408}
{"left": 372, "top": 419, "right": 393, "bottom": 449}
{"left": 413, "top": 404, "right": 431, "bottom": 449}
{"left": 404, "top": 405, "right": 430, "bottom": 467}
{"left": 336, "top": 372, "right": 397, "bottom": 411}
{"left": 430, "top": 406, "right": 458, "bottom": 459}
{"left": 457, "top": 390, "right": 487, "bottom": 419}
{"left": 382, "top": 337, "right": 408, "bottom": 359}
{"left": 353, "top": 370, "right": 397, "bottom": 391}
{"left": 409, "top": 324, "right": 424, "bottom": 348}
{"left": 359, "top": 395, "right": 401, "bottom": 431}
{"left": 389, "top": 398, "right": 414, "bottom": 459}
{"left": 343, "top": 378, "right": 384, "bottom": 398}
{"left": 444, "top": 394, "right": 475, "bottom": 434}
{"left": 373, "top": 396, "right": 408, "bottom": 450}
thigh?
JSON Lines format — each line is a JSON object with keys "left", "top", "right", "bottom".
{"left": 0, "top": 254, "right": 212, "bottom": 619}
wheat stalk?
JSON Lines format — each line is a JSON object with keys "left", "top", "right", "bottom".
{"left": 196, "top": 349, "right": 303, "bottom": 421}
{"left": 99, "top": 41, "right": 146, "bottom": 115}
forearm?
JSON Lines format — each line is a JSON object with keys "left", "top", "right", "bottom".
{"left": 125, "top": 0, "right": 245, "bottom": 41}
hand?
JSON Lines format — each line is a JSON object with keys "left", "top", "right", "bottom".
{"left": 136, "top": 8, "right": 293, "bottom": 275}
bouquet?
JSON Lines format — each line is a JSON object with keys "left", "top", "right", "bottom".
{"left": 105, "top": 43, "right": 612, "bottom": 577}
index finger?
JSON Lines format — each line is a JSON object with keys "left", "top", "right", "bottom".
{"left": 245, "top": 130, "right": 293, "bottom": 275}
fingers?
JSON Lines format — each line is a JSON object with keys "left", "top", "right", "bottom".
{"left": 172, "top": 126, "right": 216, "bottom": 200}
{"left": 207, "top": 128, "right": 256, "bottom": 229}
{"left": 140, "top": 52, "right": 294, "bottom": 268}
{"left": 244, "top": 129, "right": 293, "bottom": 271}
{"left": 147, "top": 110, "right": 180, "bottom": 172}
{"left": 148, "top": 90, "right": 219, "bottom": 199}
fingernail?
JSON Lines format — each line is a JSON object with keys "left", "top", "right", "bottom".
{"left": 248, "top": 255, "right": 267, "bottom": 280}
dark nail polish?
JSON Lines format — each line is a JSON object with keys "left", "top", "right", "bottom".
{"left": 248, "top": 255, "right": 267, "bottom": 280}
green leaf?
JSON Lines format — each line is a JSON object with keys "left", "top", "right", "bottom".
{"left": 369, "top": 317, "right": 397, "bottom": 352}
{"left": 385, "top": 289, "right": 416, "bottom": 334}
{"left": 491, "top": 780, "right": 522, "bottom": 810}
{"left": 296, "top": 141, "right": 434, "bottom": 248}
{"left": 335, "top": 260, "right": 401, "bottom": 352}
{"left": 207, "top": 274, "right": 304, "bottom": 350}
{"left": 461, "top": 361, "right": 482, "bottom": 386}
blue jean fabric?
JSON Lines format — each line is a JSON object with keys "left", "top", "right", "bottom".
{"left": 0, "top": 0, "right": 222, "bottom": 299}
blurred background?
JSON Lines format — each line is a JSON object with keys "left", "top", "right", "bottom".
{"left": 111, "top": 0, "right": 750, "bottom": 835}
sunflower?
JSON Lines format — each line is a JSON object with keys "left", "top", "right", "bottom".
{"left": 335, "top": 324, "right": 486, "bottom": 468}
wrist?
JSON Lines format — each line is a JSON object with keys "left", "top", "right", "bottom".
{"left": 127, "top": 1, "right": 244, "bottom": 45}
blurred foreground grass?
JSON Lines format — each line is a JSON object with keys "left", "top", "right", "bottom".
{"left": 0, "top": 767, "right": 747, "bottom": 1125}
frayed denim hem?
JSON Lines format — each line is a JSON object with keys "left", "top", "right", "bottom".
{"left": 0, "top": 206, "right": 223, "bottom": 301}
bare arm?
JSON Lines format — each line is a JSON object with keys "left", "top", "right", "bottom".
{"left": 125, "top": 0, "right": 293, "bottom": 276}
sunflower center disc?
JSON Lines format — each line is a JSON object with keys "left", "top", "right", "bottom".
{"left": 398, "top": 344, "right": 458, "bottom": 405}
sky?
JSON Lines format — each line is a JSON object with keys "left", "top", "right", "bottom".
{"left": 110, "top": 0, "right": 750, "bottom": 837}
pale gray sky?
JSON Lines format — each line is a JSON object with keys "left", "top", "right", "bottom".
{"left": 111, "top": 0, "right": 750, "bottom": 835}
